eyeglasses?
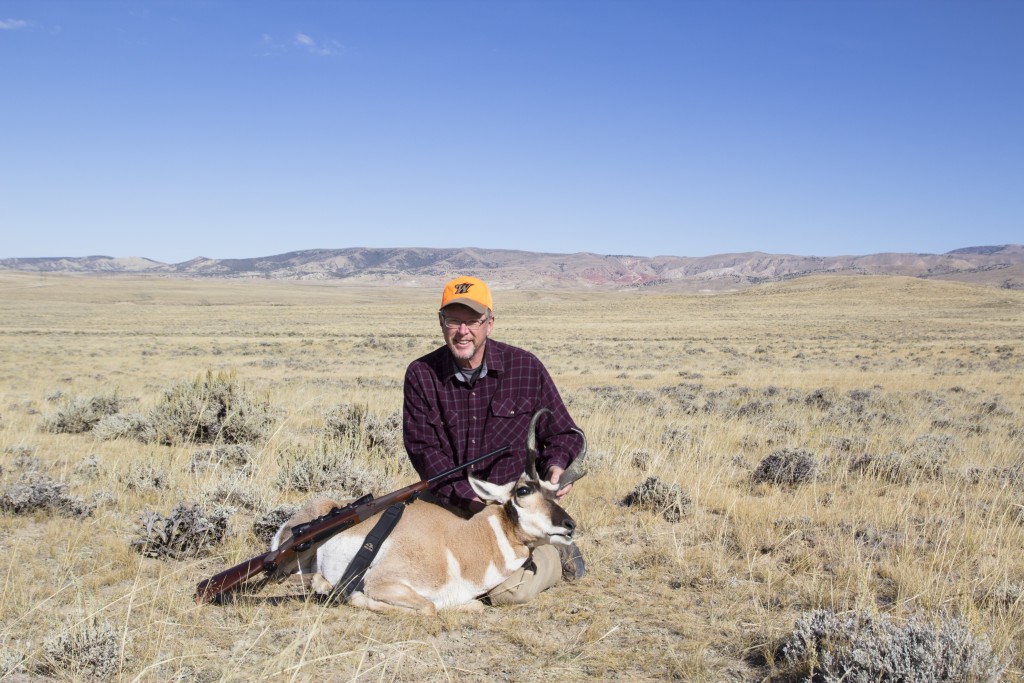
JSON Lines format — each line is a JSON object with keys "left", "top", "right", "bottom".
{"left": 441, "top": 315, "right": 490, "bottom": 330}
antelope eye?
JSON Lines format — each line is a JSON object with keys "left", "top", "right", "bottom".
{"left": 515, "top": 486, "right": 531, "bottom": 497}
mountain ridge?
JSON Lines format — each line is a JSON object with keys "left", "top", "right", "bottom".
{"left": 2, "top": 245, "right": 1022, "bottom": 291}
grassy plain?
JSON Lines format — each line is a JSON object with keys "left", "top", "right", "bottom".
{"left": 0, "top": 270, "right": 1022, "bottom": 682}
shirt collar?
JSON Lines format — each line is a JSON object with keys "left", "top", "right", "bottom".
{"left": 454, "top": 360, "right": 487, "bottom": 385}
{"left": 443, "top": 339, "right": 505, "bottom": 383}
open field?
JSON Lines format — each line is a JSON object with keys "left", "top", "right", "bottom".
{"left": 1, "top": 271, "right": 1022, "bottom": 682}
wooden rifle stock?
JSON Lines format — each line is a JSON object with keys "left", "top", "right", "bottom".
{"left": 193, "top": 551, "right": 278, "bottom": 605}
{"left": 194, "top": 444, "right": 511, "bottom": 604}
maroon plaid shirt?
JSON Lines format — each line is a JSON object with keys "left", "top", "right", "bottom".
{"left": 403, "top": 338, "right": 582, "bottom": 510}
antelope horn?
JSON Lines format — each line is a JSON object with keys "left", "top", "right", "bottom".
{"left": 525, "top": 408, "right": 549, "bottom": 481}
{"left": 526, "top": 409, "right": 588, "bottom": 487}
{"left": 557, "top": 427, "right": 588, "bottom": 487}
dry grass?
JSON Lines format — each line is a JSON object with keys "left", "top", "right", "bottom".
{"left": 0, "top": 271, "right": 1022, "bottom": 681}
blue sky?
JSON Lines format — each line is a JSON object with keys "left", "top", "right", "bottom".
{"left": 2, "top": 1, "right": 1021, "bottom": 263}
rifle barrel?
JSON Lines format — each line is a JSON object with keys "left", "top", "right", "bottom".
{"left": 428, "top": 444, "right": 511, "bottom": 483}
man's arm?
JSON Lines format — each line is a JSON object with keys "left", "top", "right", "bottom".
{"left": 532, "top": 362, "right": 585, "bottom": 486}
{"left": 402, "top": 362, "right": 479, "bottom": 509}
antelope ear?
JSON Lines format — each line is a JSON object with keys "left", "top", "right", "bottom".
{"left": 468, "top": 475, "right": 515, "bottom": 505}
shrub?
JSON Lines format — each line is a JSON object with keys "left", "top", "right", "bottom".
{"left": 92, "top": 412, "right": 157, "bottom": 442}
{"left": 38, "top": 618, "right": 127, "bottom": 680}
{"left": 0, "top": 642, "right": 26, "bottom": 677}
{"left": 133, "top": 503, "right": 229, "bottom": 560}
{"left": 909, "top": 433, "right": 956, "bottom": 472}
{"left": 849, "top": 436, "right": 951, "bottom": 484}
{"left": 73, "top": 454, "right": 103, "bottom": 481}
{"left": 804, "top": 388, "right": 839, "bottom": 410}
{"left": 778, "top": 609, "right": 1004, "bottom": 682}
{"left": 149, "top": 370, "right": 275, "bottom": 445}
{"left": 975, "top": 581, "right": 1024, "bottom": 610}
{"left": 252, "top": 504, "right": 299, "bottom": 544}
{"left": 323, "top": 403, "right": 401, "bottom": 454}
{"left": 168, "top": 664, "right": 221, "bottom": 683}
{"left": 4, "top": 443, "right": 36, "bottom": 459}
{"left": 621, "top": 476, "right": 692, "bottom": 522}
{"left": 189, "top": 444, "right": 255, "bottom": 474}
{"left": 752, "top": 448, "right": 818, "bottom": 486}
{"left": 323, "top": 402, "right": 370, "bottom": 439}
{"left": 850, "top": 453, "right": 934, "bottom": 484}
{"left": 0, "top": 474, "right": 94, "bottom": 517}
{"left": 631, "top": 449, "right": 654, "bottom": 470}
{"left": 3, "top": 444, "right": 40, "bottom": 471}
{"left": 206, "top": 481, "right": 258, "bottom": 512}
{"left": 41, "top": 393, "right": 121, "bottom": 434}
{"left": 119, "top": 461, "right": 170, "bottom": 492}
{"left": 660, "top": 426, "right": 694, "bottom": 449}
{"left": 276, "top": 447, "right": 388, "bottom": 495}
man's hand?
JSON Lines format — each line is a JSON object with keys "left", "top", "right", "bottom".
{"left": 547, "top": 466, "right": 573, "bottom": 498}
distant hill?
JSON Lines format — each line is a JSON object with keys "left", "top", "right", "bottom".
{"left": 2, "top": 245, "right": 1022, "bottom": 291}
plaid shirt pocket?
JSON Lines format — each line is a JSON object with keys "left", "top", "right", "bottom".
{"left": 490, "top": 395, "right": 534, "bottom": 419}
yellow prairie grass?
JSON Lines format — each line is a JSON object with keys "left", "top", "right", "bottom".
{"left": 0, "top": 271, "right": 1021, "bottom": 681}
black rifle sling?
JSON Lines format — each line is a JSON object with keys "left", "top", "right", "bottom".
{"left": 331, "top": 502, "right": 407, "bottom": 600}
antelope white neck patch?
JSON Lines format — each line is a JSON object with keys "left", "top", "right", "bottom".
{"left": 488, "top": 515, "right": 522, "bottom": 570}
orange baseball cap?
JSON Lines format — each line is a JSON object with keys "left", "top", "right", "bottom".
{"left": 440, "top": 276, "right": 493, "bottom": 315}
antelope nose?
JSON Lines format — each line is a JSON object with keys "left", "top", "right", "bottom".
{"left": 563, "top": 518, "right": 576, "bottom": 533}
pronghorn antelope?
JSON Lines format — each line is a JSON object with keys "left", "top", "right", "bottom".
{"left": 270, "top": 410, "right": 584, "bottom": 614}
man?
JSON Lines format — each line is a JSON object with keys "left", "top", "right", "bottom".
{"left": 403, "top": 275, "right": 586, "bottom": 604}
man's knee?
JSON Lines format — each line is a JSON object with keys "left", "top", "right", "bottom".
{"left": 485, "top": 544, "right": 563, "bottom": 606}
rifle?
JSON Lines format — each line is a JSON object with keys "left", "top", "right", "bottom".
{"left": 194, "top": 444, "right": 511, "bottom": 605}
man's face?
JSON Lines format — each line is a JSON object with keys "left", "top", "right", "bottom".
{"left": 439, "top": 304, "right": 494, "bottom": 369}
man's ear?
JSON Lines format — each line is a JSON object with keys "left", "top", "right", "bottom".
{"left": 468, "top": 475, "right": 514, "bottom": 505}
